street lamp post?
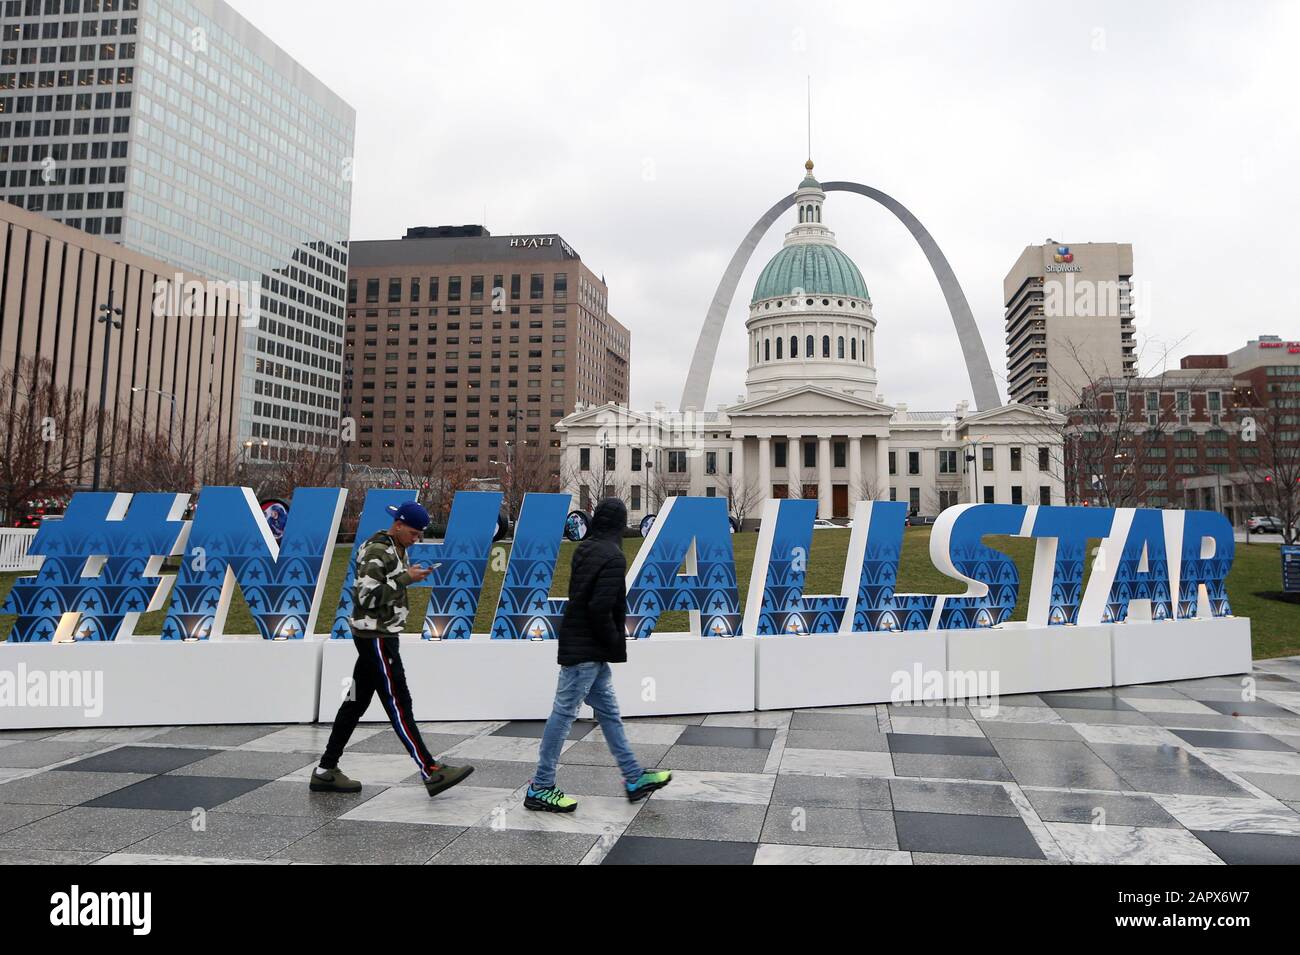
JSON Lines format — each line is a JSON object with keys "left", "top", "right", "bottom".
{"left": 963, "top": 437, "right": 979, "bottom": 505}
{"left": 238, "top": 438, "right": 269, "bottom": 489}
{"left": 490, "top": 452, "right": 513, "bottom": 504}
{"left": 131, "top": 387, "right": 176, "bottom": 444}
{"left": 507, "top": 401, "right": 520, "bottom": 518}
{"left": 92, "top": 291, "right": 123, "bottom": 491}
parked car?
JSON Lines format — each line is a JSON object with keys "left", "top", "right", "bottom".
{"left": 10, "top": 498, "right": 66, "bottom": 528}
{"left": 1247, "top": 515, "right": 1284, "bottom": 534}
{"left": 812, "top": 519, "right": 844, "bottom": 530}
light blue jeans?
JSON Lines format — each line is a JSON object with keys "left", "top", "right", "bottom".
{"left": 532, "top": 661, "right": 642, "bottom": 789}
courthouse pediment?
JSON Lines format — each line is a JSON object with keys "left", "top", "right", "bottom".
{"left": 727, "top": 385, "right": 894, "bottom": 419}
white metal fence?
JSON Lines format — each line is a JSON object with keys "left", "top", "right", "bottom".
{"left": 0, "top": 528, "right": 40, "bottom": 572}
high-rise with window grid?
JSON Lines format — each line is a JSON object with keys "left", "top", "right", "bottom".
{"left": 0, "top": 0, "right": 355, "bottom": 459}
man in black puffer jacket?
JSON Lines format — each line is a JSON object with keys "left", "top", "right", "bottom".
{"left": 524, "top": 497, "right": 672, "bottom": 813}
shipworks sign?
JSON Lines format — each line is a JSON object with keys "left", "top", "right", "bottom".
{"left": 1, "top": 490, "right": 1235, "bottom": 644}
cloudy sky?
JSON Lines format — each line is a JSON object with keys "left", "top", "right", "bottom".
{"left": 231, "top": 0, "right": 1300, "bottom": 412}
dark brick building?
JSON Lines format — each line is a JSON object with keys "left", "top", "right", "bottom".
{"left": 342, "top": 226, "right": 630, "bottom": 493}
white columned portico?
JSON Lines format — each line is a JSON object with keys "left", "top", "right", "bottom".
{"left": 758, "top": 435, "right": 771, "bottom": 499}
{"left": 732, "top": 435, "right": 745, "bottom": 506}
{"left": 876, "top": 434, "right": 890, "bottom": 500}
{"left": 817, "top": 435, "right": 832, "bottom": 518}
{"left": 848, "top": 434, "right": 862, "bottom": 503}
{"left": 788, "top": 434, "right": 802, "bottom": 496}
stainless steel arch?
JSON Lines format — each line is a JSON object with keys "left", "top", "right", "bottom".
{"left": 678, "top": 181, "right": 1002, "bottom": 412}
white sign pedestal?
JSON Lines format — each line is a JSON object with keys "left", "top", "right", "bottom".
{"left": 317, "top": 632, "right": 756, "bottom": 722}
{"left": 1111, "top": 616, "right": 1252, "bottom": 686}
{"left": 754, "top": 630, "right": 947, "bottom": 710}
{"left": 0, "top": 638, "right": 323, "bottom": 729}
{"left": 946, "top": 623, "right": 1113, "bottom": 697}
{"left": 0, "top": 617, "right": 1255, "bottom": 729}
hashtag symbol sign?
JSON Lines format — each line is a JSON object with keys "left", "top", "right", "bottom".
{"left": 1, "top": 492, "right": 188, "bottom": 642}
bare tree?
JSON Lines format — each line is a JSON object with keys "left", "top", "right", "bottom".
{"left": 850, "top": 476, "right": 885, "bottom": 503}
{"left": 560, "top": 447, "right": 630, "bottom": 513}
{"left": 0, "top": 356, "right": 111, "bottom": 522}
{"left": 495, "top": 436, "right": 555, "bottom": 520}
{"left": 643, "top": 457, "right": 686, "bottom": 512}
{"left": 715, "top": 469, "right": 762, "bottom": 526}
{"left": 1233, "top": 388, "right": 1300, "bottom": 544}
{"left": 110, "top": 394, "right": 243, "bottom": 496}
{"left": 1060, "top": 340, "right": 1214, "bottom": 507}
{"left": 254, "top": 445, "right": 350, "bottom": 501}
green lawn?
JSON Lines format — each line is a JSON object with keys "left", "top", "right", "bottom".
{"left": 1, "top": 528, "right": 1296, "bottom": 657}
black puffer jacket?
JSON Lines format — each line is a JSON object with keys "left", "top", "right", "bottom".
{"left": 557, "top": 498, "right": 628, "bottom": 665}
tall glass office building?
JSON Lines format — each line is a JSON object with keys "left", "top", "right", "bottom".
{"left": 0, "top": 0, "right": 355, "bottom": 458}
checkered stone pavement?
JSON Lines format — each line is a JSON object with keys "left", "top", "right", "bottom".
{"left": 2, "top": 657, "right": 1300, "bottom": 865}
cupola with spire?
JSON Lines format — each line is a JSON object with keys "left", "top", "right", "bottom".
{"left": 744, "top": 160, "right": 879, "bottom": 400}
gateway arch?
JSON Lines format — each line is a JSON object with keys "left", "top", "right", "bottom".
{"left": 678, "top": 181, "right": 1002, "bottom": 412}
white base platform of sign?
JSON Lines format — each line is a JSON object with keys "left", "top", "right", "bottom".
{"left": 0, "top": 617, "right": 1257, "bottom": 728}
{"left": 0, "top": 639, "right": 323, "bottom": 729}
{"left": 318, "top": 633, "right": 756, "bottom": 722}
{"left": 946, "top": 623, "right": 1113, "bottom": 698}
{"left": 754, "top": 631, "right": 948, "bottom": 710}
{"left": 1111, "top": 616, "right": 1252, "bottom": 686}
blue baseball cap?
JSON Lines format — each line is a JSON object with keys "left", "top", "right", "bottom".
{"left": 386, "top": 500, "right": 430, "bottom": 531}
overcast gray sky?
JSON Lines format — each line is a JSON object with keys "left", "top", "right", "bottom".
{"left": 231, "top": 0, "right": 1300, "bottom": 412}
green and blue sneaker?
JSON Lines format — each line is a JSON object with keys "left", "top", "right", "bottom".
{"left": 524, "top": 783, "right": 578, "bottom": 813}
{"left": 626, "top": 769, "right": 672, "bottom": 802}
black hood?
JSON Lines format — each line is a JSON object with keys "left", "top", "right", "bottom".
{"left": 589, "top": 497, "right": 627, "bottom": 539}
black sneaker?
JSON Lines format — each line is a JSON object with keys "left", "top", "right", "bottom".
{"left": 309, "top": 767, "right": 362, "bottom": 793}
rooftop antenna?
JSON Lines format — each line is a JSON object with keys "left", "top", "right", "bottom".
{"left": 806, "top": 74, "right": 812, "bottom": 160}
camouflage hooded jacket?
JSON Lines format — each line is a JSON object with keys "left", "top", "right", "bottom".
{"left": 349, "top": 530, "right": 414, "bottom": 634}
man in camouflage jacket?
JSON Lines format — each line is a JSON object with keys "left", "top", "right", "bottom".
{"left": 313, "top": 501, "right": 474, "bottom": 798}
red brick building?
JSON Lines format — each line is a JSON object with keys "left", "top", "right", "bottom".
{"left": 1068, "top": 336, "right": 1300, "bottom": 532}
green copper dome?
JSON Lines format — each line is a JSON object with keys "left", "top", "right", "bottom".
{"left": 751, "top": 242, "right": 869, "bottom": 304}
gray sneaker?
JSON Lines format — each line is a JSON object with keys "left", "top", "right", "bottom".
{"left": 309, "top": 767, "right": 363, "bottom": 793}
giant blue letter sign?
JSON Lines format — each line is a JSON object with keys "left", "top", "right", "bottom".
{"left": 625, "top": 496, "right": 742, "bottom": 637}
{"left": 1, "top": 492, "right": 187, "bottom": 641}
{"left": 1079, "top": 508, "right": 1174, "bottom": 625}
{"left": 1020, "top": 505, "right": 1115, "bottom": 626}
{"left": 404, "top": 490, "right": 501, "bottom": 639}
{"left": 930, "top": 504, "right": 1026, "bottom": 630}
{"left": 8, "top": 491, "right": 1237, "bottom": 642}
{"left": 330, "top": 488, "right": 418, "bottom": 639}
{"left": 744, "top": 498, "right": 848, "bottom": 635}
{"left": 164, "top": 487, "right": 345, "bottom": 640}
{"left": 1173, "top": 509, "right": 1234, "bottom": 619}
{"left": 845, "top": 501, "right": 940, "bottom": 632}
{"left": 490, "top": 492, "right": 571, "bottom": 639}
